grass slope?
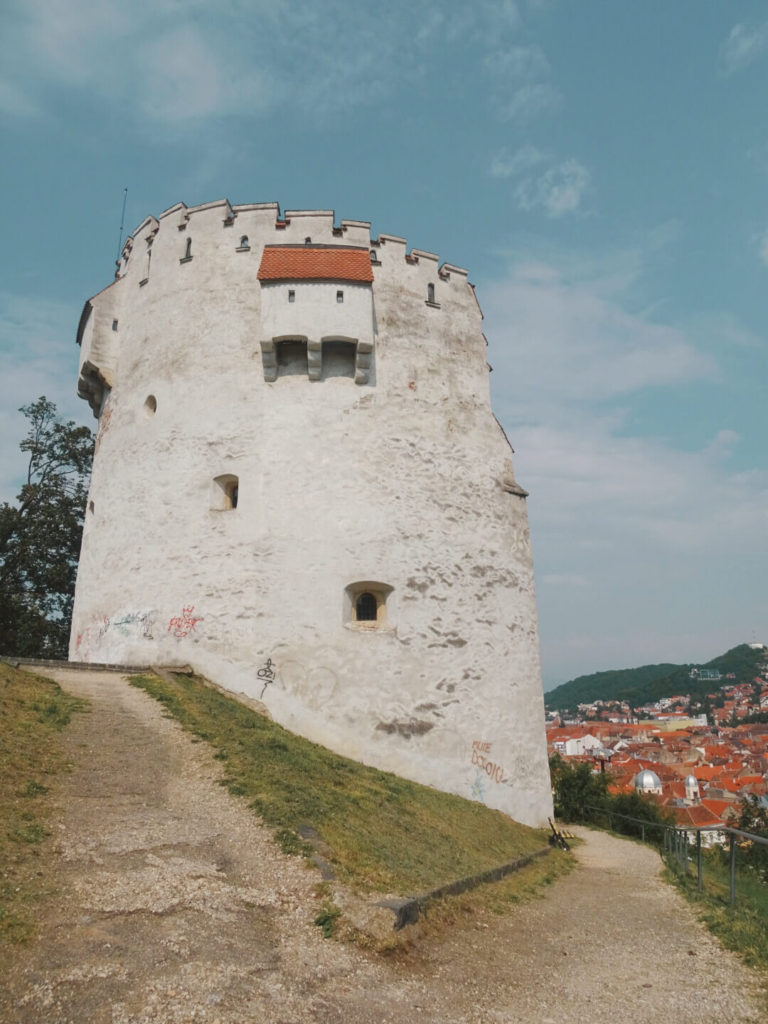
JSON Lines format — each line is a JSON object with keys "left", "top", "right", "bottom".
{"left": 130, "top": 671, "right": 549, "bottom": 895}
{"left": 0, "top": 661, "right": 85, "bottom": 949}
{"left": 546, "top": 644, "right": 766, "bottom": 712}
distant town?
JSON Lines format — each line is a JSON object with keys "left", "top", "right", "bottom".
{"left": 545, "top": 643, "right": 768, "bottom": 831}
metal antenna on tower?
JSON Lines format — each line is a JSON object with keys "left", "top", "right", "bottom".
{"left": 115, "top": 188, "right": 128, "bottom": 266}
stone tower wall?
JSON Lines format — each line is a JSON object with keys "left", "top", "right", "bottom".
{"left": 71, "top": 199, "right": 553, "bottom": 827}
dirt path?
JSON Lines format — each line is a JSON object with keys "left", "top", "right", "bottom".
{"left": 1, "top": 668, "right": 765, "bottom": 1024}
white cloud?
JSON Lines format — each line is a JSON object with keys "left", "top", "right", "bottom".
{"left": 0, "top": 0, "right": 537, "bottom": 128}
{"left": 514, "top": 158, "right": 590, "bottom": 216}
{"left": 719, "top": 22, "right": 768, "bottom": 76}
{"left": 480, "top": 246, "right": 768, "bottom": 683}
{"left": 485, "top": 257, "right": 715, "bottom": 412}
{"left": 503, "top": 81, "right": 561, "bottom": 122}
{"left": 490, "top": 144, "right": 544, "bottom": 178}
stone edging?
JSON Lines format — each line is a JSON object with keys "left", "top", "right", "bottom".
{"left": 377, "top": 846, "right": 553, "bottom": 930}
{"left": 1, "top": 657, "right": 192, "bottom": 674}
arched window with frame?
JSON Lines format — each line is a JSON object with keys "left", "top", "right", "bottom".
{"left": 345, "top": 581, "right": 393, "bottom": 628}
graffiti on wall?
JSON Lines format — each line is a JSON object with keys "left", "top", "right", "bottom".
{"left": 112, "top": 610, "right": 155, "bottom": 638}
{"left": 167, "top": 606, "right": 204, "bottom": 639}
{"left": 257, "top": 657, "right": 276, "bottom": 699}
{"left": 470, "top": 739, "right": 506, "bottom": 802}
{"left": 75, "top": 609, "right": 156, "bottom": 656}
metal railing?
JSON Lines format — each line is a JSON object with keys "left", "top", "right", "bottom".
{"left": 582, "top": 804, "right": 768, "bottom": 909}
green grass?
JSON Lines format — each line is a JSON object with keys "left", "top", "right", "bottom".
{"left": 667, "top": 853, "right": 768, "bottom": 973}
{"left": 0, "top": 661, "right": 86, "bottom": 948}
{"left": 130, "top": 671, "right": 550, "bottom": 896}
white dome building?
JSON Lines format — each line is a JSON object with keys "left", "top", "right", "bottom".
{"left": 684, "top": 774, "right": 700, "bottom": 803}
{"left": 69, "top": 199, "right": 553, "bottom": 827}
{"left": 634, "top": 769, "right": 663, "bottom": 796}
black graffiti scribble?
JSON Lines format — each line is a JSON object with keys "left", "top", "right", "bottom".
{"left": 257, "top": 657, "right": 276, "bottom": 699}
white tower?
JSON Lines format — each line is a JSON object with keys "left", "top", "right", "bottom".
{"left": 70, "top": 200, "right": 553, "bottom": 827}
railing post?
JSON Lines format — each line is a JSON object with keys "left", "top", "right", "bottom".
{"left": 696, "top": 830, "right": 702, "bottom": 892}
{"left": 729, "top": 833, "right": 736, "bottom": 908}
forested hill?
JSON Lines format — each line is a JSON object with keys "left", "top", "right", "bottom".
{"left": 545, "top": 644, "right": 767, "bottom": 713}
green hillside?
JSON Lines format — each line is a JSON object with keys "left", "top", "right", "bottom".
{"left": 545, "top": 644, "right": 766, "bottom": 713}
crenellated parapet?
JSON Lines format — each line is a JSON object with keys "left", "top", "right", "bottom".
{"left": 115, "top": 200, "right": 470, "bottom": 294}
{"left": 78, "top": 200, "right": 481, "bottom": 418}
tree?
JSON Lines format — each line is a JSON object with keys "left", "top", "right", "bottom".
{"left": 549, "top": 753, "right": 609, "bottom": 822}
{"left": 736, "top": 794, "right": 768, "bottom": 882}
{"left": 0, "top": 398, "right": 93, "bottom": 658}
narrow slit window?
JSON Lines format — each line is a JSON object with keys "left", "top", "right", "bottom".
{"left": 288, "top": 289, "right": 295, "bottom": 303}
{"left": 185, "top": 237, "right": 192, "bottom": 259}
{"left": 336, "top": 290, "right": 344, "bottom": 303}
{"left": 427, "top": 282, "right": 435, "bottom": 303}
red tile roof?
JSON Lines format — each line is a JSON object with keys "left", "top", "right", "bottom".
{"left": 672, "top": 805, "right": 725, "bottom": 828}
{"left": 700, "top": 798, "right": 737, "bottom": 821}
{"left": 257, "top": 246, "right": 374, "bottom": 283}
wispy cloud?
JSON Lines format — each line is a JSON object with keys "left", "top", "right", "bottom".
{"left": 483, "top": 36, "right": 560, "bottom": 123}
{"left": 490, "top": 144, "right": 545, "bottom": 178}
{"left": 514, "top": 158, "right": 590, "bottom": 217}
{"left": 0, "top": 0, "right": 536, "bottom": 128}
{"left": 490, "top": 147, "right": 590, "bottom": 217}
{"left": 503, "top": 82, "right": 561, "bottom": 122}
{"left": 482, "top": 244, "right": 767, "bottom": 681}
{"left": 718, "top": 22, "right": 768, "bottom": 76}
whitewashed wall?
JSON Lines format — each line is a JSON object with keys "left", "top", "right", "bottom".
{"left": 70, "top": 200, "right": 554, "bottom": 828}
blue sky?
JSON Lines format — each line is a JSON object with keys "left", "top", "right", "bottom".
{"left": 1, "top": 1, "right": 766, "bottom": 687}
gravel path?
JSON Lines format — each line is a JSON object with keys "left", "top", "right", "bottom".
{"left": 1, "top": 667, "right": 765, "bottom": 1023}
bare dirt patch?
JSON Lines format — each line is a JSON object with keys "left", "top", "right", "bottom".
{"left": 0, "top": 668, "right": 765, "bottom": 1023}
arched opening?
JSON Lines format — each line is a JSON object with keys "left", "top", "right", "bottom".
{"left": 322, "top": 339, "right": 356, "bottom": 379}
{"left": 212, "top": 474, "right": 239, "bottom": 511}
{"left": 355, "top": 592, "right": 378, "bottom": 621}
{"left": 345, "top": 581, "right": 393, "bottom": 628}
{"left": 276, "top": 339, "right": 308, "bottom": 377}
{"left": 427, "top": 282, "right": 435, "bottom": 303}
{"left": 239, "top": 235, "right": 250, "bottom": 249}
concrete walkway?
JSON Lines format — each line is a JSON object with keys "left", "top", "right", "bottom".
{"left": 1, "top": 667, "right": 765, "bottom": 1023}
